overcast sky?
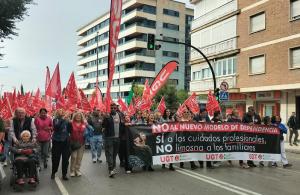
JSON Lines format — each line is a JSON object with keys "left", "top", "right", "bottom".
{"left": 0, "top": 0, "right": 192, "bottom": 94}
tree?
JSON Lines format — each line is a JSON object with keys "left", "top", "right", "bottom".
{"left": 0, "top": 0, "right": 34, "bottom": 57}
{"left": 132, "top": 83, "right": 143, "bottom": 97}
{"left": 177, "top": 89, "right": 189, "bottom": 104}
{"left": 154, "top": 85, "right": 179, "bottom": 110}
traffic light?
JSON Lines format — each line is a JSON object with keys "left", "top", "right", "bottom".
{"left": 147, "top": 34, "right": 155, "bottom": 50}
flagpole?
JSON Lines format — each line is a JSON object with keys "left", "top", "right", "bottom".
{"left": 118, "top": 56, "right": 121, "bottom": 99}
{"left": 96, "top": 31, "right": 99, "bottom": 88}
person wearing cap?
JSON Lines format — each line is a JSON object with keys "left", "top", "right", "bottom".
{"left": 11, "top": 130, "right": 38, "bottom": 185}
{"left": 102, "top": 103, "right": 125, "bottom": 178}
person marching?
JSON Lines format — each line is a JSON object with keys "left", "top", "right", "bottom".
{"left": 51, "top": 109, "right": 71, "bottom": 180}
{"left": 102, "top": 103, "right": 125, "bottom": 178}
{"left": 69, "top": 112, "right": 86, "bottom": 177}
{"left": 34, "top": 108, "right": 53, "bottom": 168}
{"left": 242, "top": 106, "right": 261, "bottom": 167}
{"left": 87, "top": 109, "right": 103, "bottom": 163}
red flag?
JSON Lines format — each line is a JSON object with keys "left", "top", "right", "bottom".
{"left": 176, "top": 103, "right": 187, "bottom": 117}
{"left": 45, "top": 66, "right": 52, "bottom": 112}
{"left": 127, "top": 101, "right": 136, "bottom": 117}
{"left": 0, "top": 97, "right": 13, "bottom": 120}
{"left": 46, "top": 63, "right": 62, "bottom": 99}
{"left": 184, "top": 93, "right": 199, "bottom": 115}
{"left": 140, "top": 79, "right": 152, "bottom": 110}
{"left": 35, "top": 88, "right": 41, "bottom": 100}
{"left": 78, "top": 89, "right": 91, "bottom": 112}
{"left": 157, "top": 96, "right": 166, "bottom": 115}
{"left": 150, "top": 61, "right": 178, "bottom": 99}
{"left": 65, "top": 72, "right": 78, "bottom": 105}
{"left": 134, "top": 97, "right": 142, "bottom": 110}
{"left": 106, "top": 0, "right": 123, "bottom": 113}
{"left": 90, "top": 87, "right": 105, "bottom": 112}
{"left": 56, "top": 95, "right": 66, "bottom": 110}
{"left": 206, "top": 90, "right": 221, "bottom": 117}
{"left": 117, "top": 97, "right": 128, "bottom": 112}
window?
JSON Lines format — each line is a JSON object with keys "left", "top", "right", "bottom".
{"left": 163, "top": 9, "right": 179, "bottom": 17}
{"left": 250, "top": 12, "right": 265, "bottom": 33}
{"left": 162, "top": 51, "right": 179, "bottom": 58}
{"left": 163, "top": 36, "right": 179, "bottom": 42}
{"left": 163, "top": 23, "right": 179, "bottom": 31}
{"left": 290, "top": 47, "right": 300, "bottom": 68}
{"left": 291, "top": 0, "right": 300, "bottom": 20}
{"left": 249, "top": 55, "right": 265, "bottom": 74}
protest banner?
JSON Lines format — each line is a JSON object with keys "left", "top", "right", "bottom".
{"left": 127, "top": 122, "right": 281, "bottom": 166}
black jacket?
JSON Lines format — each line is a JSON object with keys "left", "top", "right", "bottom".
{"left": 287, "top": 116, "right": 299, "bottom": 129}
{"left": 13, "top": 117, "right": 32, "bottom": 140}
{"left": 242, "top": 113, "right": 261, "bottom": 124}
{"left": 102, "top": 113, "right": 125, "bottom": 138}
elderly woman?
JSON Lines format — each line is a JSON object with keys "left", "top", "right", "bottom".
{"left": 11, "top": 130, "right": 38, "bottom": 185}
{"left": 69, "top": 112, "right": 87, "bottom": 177}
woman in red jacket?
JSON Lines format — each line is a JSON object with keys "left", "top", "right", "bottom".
{"left": 69, "top": 112, "right": 86, "bottom": 177}
{"left": 34, "top": 108, "right": 53, "bottom": 168}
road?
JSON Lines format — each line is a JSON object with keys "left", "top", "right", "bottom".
{"left": 1, "top": 151, "right": 299, "bottom": 195}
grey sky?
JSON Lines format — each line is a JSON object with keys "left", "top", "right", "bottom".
{"left": 0, "top": 0, "right": 192, "bottom": 94}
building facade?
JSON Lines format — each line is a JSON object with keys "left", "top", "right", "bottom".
{"left": 190, "top": 0, "right": 300, "bottom": 123}
{"left": 189, "top": 0, "right": 241, "bottom": 114}
{"left": 238, "top": 0, "right": 300, "bottom": 123}
{"left": 76, "top": 0, "right": 193, "bottom": 99}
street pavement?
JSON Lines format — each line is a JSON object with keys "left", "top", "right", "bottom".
{"left": 1, "top": 147, "right": 299, "bottom": 195}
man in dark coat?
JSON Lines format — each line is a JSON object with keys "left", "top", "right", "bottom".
{"left": 102, "top": 103, "right": 125, "bottom": 178}
{"left": 287, "top": 112, "right": 299, "bottom": 146}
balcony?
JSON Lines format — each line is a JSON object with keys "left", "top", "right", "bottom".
{"left": 190, "top": 75, "right": 237, "bottom": 92}
{"left": 190, "top": 37, "right": 237, "bottom": 61}
{"left": 192, "top": 0, "right": 238, "bottom": 30}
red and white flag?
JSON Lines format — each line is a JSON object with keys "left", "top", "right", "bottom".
{"left": 127, "top": 101, "right": 136, "bottom": 117}
{"left": 184, "top": 93, "right": 199, "bottom": 115}
{"left": 206, "top": 90, "right": 221, "bottom": 117}
{"left": 106, "top": 0, "right": 123, "bottom": 113}
{"left": 0, "top": 97, "right": 13, "bottom": 120}
{"left": 46, "top": 63, "right": 62, "bottom": 99}
{"left": 157, "top": 96, "right": 166, "bottom": 115}
{"left": 78, "top": 89, "right": 91, "bottom": 112}
{"left": 150, "top": 61, "right": 178, "bottom": 99}
{"left": 176, "top": 103, "right": 187, "bottom": 117}
{"left": 117, "top": 97, "right": 128, "bottom": 112}
{"left": 140, "top": 79, "right": 152, "bottom": 111}
{"left": 65, "top": 72, "right": 78, "bottom": 106}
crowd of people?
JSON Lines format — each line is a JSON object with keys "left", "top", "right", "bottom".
{"left": 0, "top": 103, "right": 297, "bottom": 186}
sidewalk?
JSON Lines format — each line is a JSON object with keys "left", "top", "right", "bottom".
{"left": 285, "top": 142, "right": 300, "bottom": 154}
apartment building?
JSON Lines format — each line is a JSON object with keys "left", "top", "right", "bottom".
{"left": 190, "top": 0, "right": 300, "bottom": 122}
{"left": 76, "top": 0, "right": 193, "bottom": 100}
{"left": 189, "top": 0, "right": 241, "bottom": 113}
{"left": 238, "top": 0, "right": 300, "bottom": 122}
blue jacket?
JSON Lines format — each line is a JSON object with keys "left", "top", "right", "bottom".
{"left": 84, "top": 125, "right": 94, "bottom": 143}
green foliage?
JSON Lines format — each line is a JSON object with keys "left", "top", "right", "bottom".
{"left": 0, "top": 0, "right": 34, "bottom": 57}
{"left": 177, "top": 89, "right": 189, "bottom": 104}
{"left": 154, "top": 85, "right": 188, "bottom": 110}
{"left": 132, "top": 83, "right": 143, "bottom": 97}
